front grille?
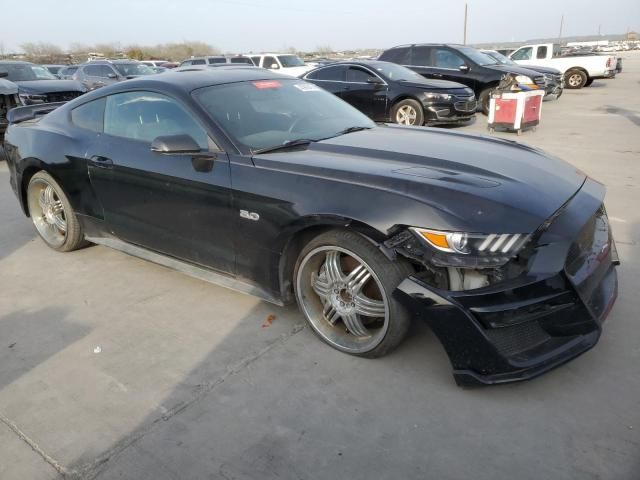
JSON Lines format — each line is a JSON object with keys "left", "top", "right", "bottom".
{"left": 454, "top": 96, "right": 477, "bottom": 112}
{"left": 485, "top": 321, "right": 551, "bottom": 357}
{"left": 46, "top": 91, "right": 83, "bottom": 103}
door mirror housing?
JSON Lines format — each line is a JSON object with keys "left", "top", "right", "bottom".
{"left": 459, "top": 64, "right": 470, "bottom": 73}
{"left": 151, "top": 134, "right": 202, "bottom": 155}
{"left": 0, "top": 70, "right": 7, "bottom": 78}
{"left": 107, "top": 73, "right": 117, "bottom": 79}
{"left": 366, "top": 76, "right": 384, "bottom": 84}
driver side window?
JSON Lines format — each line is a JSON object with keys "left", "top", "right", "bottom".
{"left": 103, "top": 91, "right": 209, "bottom": 149}
{"left": 511, "top": 47, "right": 532, "bottom": 61}
{"left": 433, "top": 49, "right": 465, "bottom": 69}
{"left": 263, "top": 56, "right": 279, "bottom": 69}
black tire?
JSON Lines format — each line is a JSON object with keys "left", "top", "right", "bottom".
{"left": 478, "top": 87, "right": 494, "bottom": 115}
{"left": 27, "top": 171, "right": 86, "bottom": 252}
{"left": 293, "top": 229, "right": 414, "bottom": 358}
{"left": 565, "top": 69, "right": 587, "bottom": 89}
{"left": 584, "top": 78, "right": 594, "bottom": 87}
{"left": 390, "top": 98, "right": 425, "bottom": 126}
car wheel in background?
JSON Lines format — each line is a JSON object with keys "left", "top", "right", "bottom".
{"left": 479, "top": 87, "right": 495, "bottom": 115}
{"left": 565, "top": 69, "right": 587, "bottom": 89}
{"left": 294, "top": 229, "right": 413, "bottom": 358}
{"left": 27, "top": 171, "right": 86, "bottom": 252}
{"left": 391, "top": 99, "right": 424, "bottom": 126}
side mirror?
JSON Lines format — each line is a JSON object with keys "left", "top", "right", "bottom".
{"left": 151, "top": 134, "right": 203, "bottom": 155}
{"left": 270, "top": 63, "right": 280, "bottom": 69}
{"left": 0, "top": 70, "right": 7, "bottom": 78}
{"left": 107, "top": 73, "right": 117, "bottom": 79}
{"left": 366, "top": 77, "right": 384, "bottom": 84}
{"left": 459, "top": 64, "right": 470, "bottom": 73}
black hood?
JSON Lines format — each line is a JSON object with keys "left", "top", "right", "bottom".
{"left": 254, "top": 126, "right": 586, "bottom": 234}
{"left": 0, "top": 78, "right": 18, "bottom": 95}
{"left": 484, "top": 63, "right": 546, "bottom": 79}
{"left": 16, "top": 79, "right": 86, "bottom": 94}
{"left": 398, "top": 78, "right": 470, "bottom": 91}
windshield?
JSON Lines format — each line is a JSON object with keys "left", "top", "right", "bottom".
{"left": 457, "top": 47, "right": 499, "bottom": 66}
{"left": 483, "top": 51, "right": 515, "bottom": 65}
{"left": 193, "top": 79, "right": 374, "bottom": 151}
{"left": 0, "top": 63, "right": 57, "bottom": 81}
{"left": 114, "top": 63, "right": 154, "bottom": 77}
{"left": 277, "top": 55, "right": 306, "bottom": 67}
{"left": 369, "top": 62, "right": 424, "bottom": 81}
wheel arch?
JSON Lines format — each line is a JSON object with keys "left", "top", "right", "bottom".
{"left": 18, "top": 158, "right": 55, "bottom": 217}
{"left": 276, "top": 215, "right": 389, "bottom": 304}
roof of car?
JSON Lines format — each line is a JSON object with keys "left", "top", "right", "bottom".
{"left": 78, "top": 66, "right": 287, "bottom": 97}
{"left": 388, "top": 43, "right": 466, "bottom": 49}
{"left": 0, "top": 60, "right": 33, "bottom": 65}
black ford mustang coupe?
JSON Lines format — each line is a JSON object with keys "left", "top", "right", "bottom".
{"left": 4, "top": 67, "right": 618, "bottom": 386}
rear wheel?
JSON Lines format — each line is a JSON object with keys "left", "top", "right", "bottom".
{"left": 294, "top": 230, "right": 413, "bottom": 358}
{"left": 565, "top": 69, "right": 587, "bottom": 89}
{"left": 391, "top": 99, "right": 424, "bottom": 126}
{"left": 26, "top": 171, "right": 86, "bottom": 252}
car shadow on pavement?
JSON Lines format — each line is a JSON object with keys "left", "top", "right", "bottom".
{"left": 59, "top": 299, "right": 454, "bottom": 479}
{"left": 0, "top": 307, "right": 92, "bottom": 392}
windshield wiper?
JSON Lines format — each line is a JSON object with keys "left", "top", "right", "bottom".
{"left": 253, "top": 138, "right": 315, "bottom": 155}
{"left": 333, "top": 125, "right": 373, "bottom": 137}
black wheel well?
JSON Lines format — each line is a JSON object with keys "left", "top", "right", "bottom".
{"left": 565, "top": 67, "right": 589, "bottom": 78}
{"left": 391, "top": 95, "right": 422, "bottom": 108}
{"left": 277, "top": 222, "right": 388, "bottom": 304}
{"left": 20, "top": 166, "right": 44, "bottom": 217}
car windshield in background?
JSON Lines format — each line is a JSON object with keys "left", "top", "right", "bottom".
{"left": 114, "top": 63, "right": 154, "bottom": 77}
{"left": 0, "top": 64, "right": 58, "bottom": 81}
{"left": 193, "top": 79, "right": 374, "bottom": 151}
{"left": 457, "top": 47, "right": 499, "bottom": 66}
{"left": 485, "top": 51, "right": 516, "bottom": 65}
{"left": 278, "top": 55, "right": 305, "bottom": 67}
{"left": 370, "top": 63, "right": 424, "bottom": 81}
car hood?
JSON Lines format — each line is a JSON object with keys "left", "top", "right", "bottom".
{"left": 484, "top": 63, "right": 546, "bottom": 79}
{"left": 398, "top": 79, "right": 469, "bottom": 91}
{"left": 509, "top": 64, "right": 562, "bottom": 75}
{"left": 254, "top": 126, "right": 586, "bottom": 233}
{"left": 15, "top": 79, "right": 86, "bottom": 94}
{"left": 0, "top": 78, "right": 18, "bottom": 95}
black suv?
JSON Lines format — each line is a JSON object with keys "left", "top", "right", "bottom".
{"left": 379, "top": 44, "right": 547, "bottom": 113}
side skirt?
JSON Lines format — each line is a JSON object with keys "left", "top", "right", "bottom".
{"left": 85, "top": 236, "right": 284, "bottom": 306}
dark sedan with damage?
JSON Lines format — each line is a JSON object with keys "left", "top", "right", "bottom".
{"left": 3, "top": 67, "right": 618, "bottom": 386}
{"left": 301, "top": 60, "right": 476, "bottom": 126}
{"left": 0, "top": 61, "right": 87, "bottom": 106}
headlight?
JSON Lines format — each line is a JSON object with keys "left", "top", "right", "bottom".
{"left": 514, "top": 75, "right": 533, "bottom": 84}
{"left": 424, "top": 92, "right": 452, "bottom": 101}
{"left": 19, "top": 93, "right": 47, "bottom": 105}
{"left": 410, "top": 227, "right": 530, "bottom": 267}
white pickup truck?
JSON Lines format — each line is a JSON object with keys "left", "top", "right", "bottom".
{"left": 509, "top": 43, "right": 616, "bottom": 89}
{"left": 248, "top": 53, "right": 314, "bottom": 77}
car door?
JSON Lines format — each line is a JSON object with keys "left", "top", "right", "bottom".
{"left": 303, "top": 65, "right": 347, "bottom": 96}
{"left": 342, "top": 65, "right": 387, "bottom": 120}
{"left": 509, "top": 46, "right": 534, "bottom": 67}
{"left": 86, "top": 90, "right": 235, "bottom": 273}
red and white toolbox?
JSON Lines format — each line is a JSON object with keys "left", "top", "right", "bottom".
{"left": 487, "top": 90, "right": 545, "bottom": 135}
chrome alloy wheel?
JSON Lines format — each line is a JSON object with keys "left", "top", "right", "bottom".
{"left": 395, "top": 105, "right": 418, "bottom": 125}
{"left": 27, "top": 179, "right": 67, "bottom": 248}
{"left": 296, "top": 246, "right": 389, "bottom": 353}
{"left": 567, "top": 73, "right": 583, "bottom": 88}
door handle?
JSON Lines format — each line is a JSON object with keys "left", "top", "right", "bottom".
{"left": 90, "top": 155, "right": 113, "bottom": 169}
{"left": 432, "top": 73, "right": 443, "bottom": 78}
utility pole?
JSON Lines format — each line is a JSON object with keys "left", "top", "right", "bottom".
{"left": 558, "top": 14, "right": 564, "bottom": 45}
{"left": 598, "top": 24, "right": 601, "bottom": 36}
{"left": 463, "top": 3, "right": 468, "bottom": 45}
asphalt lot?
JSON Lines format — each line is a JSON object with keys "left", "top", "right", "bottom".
{"left": 1, "top": 53, "right": 639, "bottom": 480}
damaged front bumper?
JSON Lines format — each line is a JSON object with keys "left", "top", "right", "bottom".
{"left": 394, "top": 178, "right": 619, "bottom": 386}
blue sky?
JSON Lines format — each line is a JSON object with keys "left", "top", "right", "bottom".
{"left": 1, "top": 0, "right": 638, "bottom": 52}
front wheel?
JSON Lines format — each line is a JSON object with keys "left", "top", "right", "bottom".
{"left": 478, "top": 87, "right": 494, "bottom": 115}
{"left": 27, "top": 171, "right": 86, "bottom": 252}
{"left": 294, "top": 230, "right": 413, "bottom": 358}
{"left": 391, "top": 99, "right": 424, "bottom": 126}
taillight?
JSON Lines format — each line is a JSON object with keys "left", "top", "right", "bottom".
{"left": 606, "top": 58, "right": 612, "bottom": 68}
